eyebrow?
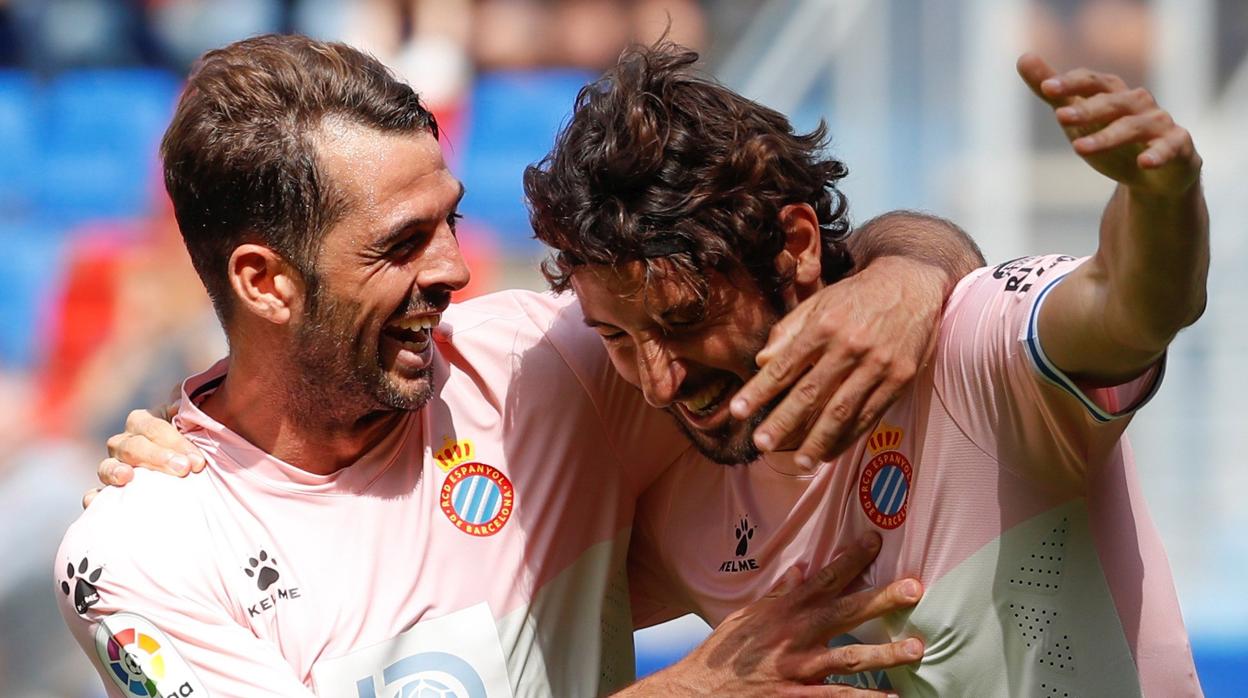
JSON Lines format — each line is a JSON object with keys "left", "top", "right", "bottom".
{"left": 579, "top": 298, "right": 707, "bottom": 331}
{"left": 373, "top": 181, "right": 467, "bottom": 250}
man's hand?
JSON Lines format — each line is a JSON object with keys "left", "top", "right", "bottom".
{"left": 83, "top": 405, "right": 205, "bottom": 508}
{"left": 730, "top": 257, "right": 950, "bottom": 469}
{"left": 620, "top": 533, "right": 923, "bottom": 697}
{"left": 1017, "top": 54, "right": 1200, "bottom": 197}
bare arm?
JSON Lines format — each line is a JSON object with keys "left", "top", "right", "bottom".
{"left": 1017, "top": 55, "right": 1208, "bottom": 384}
{"left": 731, "top": 211, "right": 984, "bottom": 466}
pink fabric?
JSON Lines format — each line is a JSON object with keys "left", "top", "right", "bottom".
{"left": 56, "top": 289, "right": 688, "bottom": 697}
{"left": 630, "top": 256, "right": 1199, "bottom": 696}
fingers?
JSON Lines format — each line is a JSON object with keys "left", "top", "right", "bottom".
{"left": 97, "top": 456, "right": 135, "bottom": 487}
{"left": 106, "top": 432, "right": 192, "bottom": 476}
{"left": 1054, "top": 86, "right": 1151, "bottom": 128}
{"left": 791, "top": 534, "right": 882, "bottom": 607}
{"left": 791, "top": 686, "right": 901, "bottom": 698}
{"left": 807, "top": 578, "right": 924, "bottom": 642}
{"left": 766, "top": 566, "right": 807, "bottom": 599}
{"left": 82, "top": 487, "right": 101, "bottom": 510}
{"left": 1018, "top": 53, "right": 1133, "bottom": 112}
{"left": 808, "top": 637, "right": 924, "bottom": 688}
{"left": 790, "top": 362, "right": 897, "bottom": 467}
{"left": 1140, "top": 127, "right": 1197, "bottom": 170}
{"left": 751, "top": 352, "right": 857, "bottom": 458}
{"left": 116, "top": 408, "right": 205, "bottom": 472}
{"left": 732, "top": 318, "right": 819, "bottom": 424}
{"left": 1016, "top": 52, "right": 1061, "bottom": 106}
{"left": 1070, "top": 113, "right": 1162, "bottom": 156}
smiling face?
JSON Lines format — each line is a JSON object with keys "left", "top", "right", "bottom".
{"left": 571, "top": 261, "right": 783, "bottom": 465}
{"left": 288, "top": 122, "right": 469, "bottom": 420}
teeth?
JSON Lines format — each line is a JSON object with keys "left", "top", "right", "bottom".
{"left": 682, "top": 381, "right": 726, "bottom": 414}
{"left": 392, "top": 314, "right": 440, "bottom": 333}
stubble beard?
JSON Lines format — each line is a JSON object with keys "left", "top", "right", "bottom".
{"left": 289, "top": 289, "right": 434, "bottom": 426}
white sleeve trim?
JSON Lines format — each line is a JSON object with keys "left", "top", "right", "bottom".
{"left": 1022, "top": 272, "right": 1166, "bottom": 423}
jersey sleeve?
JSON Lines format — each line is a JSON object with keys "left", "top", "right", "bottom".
{"left": 54, "top": 485, "right": 316, "bottom": 697}
{"left": 933, "top": 255, "right": 1164, "bottom": 490}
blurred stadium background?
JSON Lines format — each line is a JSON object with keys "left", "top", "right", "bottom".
{"left": 0, "top": 0, "right": 1243, "bottom": 695}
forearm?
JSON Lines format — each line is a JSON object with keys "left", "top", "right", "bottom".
{"left": 1046, "top": 181, "right": 1209, "bottom": 382}
{"left": 612, "top": 667, "right": 699, "bottom": 697}
{"left": 849, "top": 210, "right": 986, "bottom": 290}
{"left": 1098, "top": 182, "right": 1209, "bottom": 352}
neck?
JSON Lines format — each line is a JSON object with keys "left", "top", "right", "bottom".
{"left": 200, "top": 351, "right": 407, "bottom": 476}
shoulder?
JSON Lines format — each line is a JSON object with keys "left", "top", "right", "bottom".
{"left": 440, "top": 289, "right": 609, "bottom": 381}
{"left": 944, "top": 255, "right": 1085, "bottom": 320}
{"left": 442, "top": 289, "right": 578, "bottom": 337}
{"left": 58, "top": 470, "right": 214, "bottom": 585}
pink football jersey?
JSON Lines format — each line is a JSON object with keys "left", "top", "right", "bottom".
{"left": 56, "top": 290, "right": 690, "bottom": 697}
{"left": 629, "top": 256, "right": 1201, "bottom": 697}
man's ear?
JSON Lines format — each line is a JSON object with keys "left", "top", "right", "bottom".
{"left": 775, "top": 204, "right": 823, "bottom": 295}
{"left": 226, "top": 244, "right": 303, "bottom": 325}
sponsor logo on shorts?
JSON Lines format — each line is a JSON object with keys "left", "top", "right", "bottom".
{"left": 94, "top": 613, "right": 204, "bottom": 697}
{"left": 859, "top": 424, "right": 912, "bottom": 529}
{"left": 61, "top": 556, "right": 103, "bottom": 615}
{"left": 440, "top": 463, "right": 514, "bottom": 537}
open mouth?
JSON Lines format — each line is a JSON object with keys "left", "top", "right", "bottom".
{"left": 380, "top": 313, "right": 440, "bottom": 372}
{"left": 674, "top": 376, "right": 739, "bottom": 429}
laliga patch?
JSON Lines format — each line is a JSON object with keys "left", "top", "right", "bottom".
{"left": 94, "top": 613, "right": 204, "bottom": 697}
{"left": 437, "top": 438, "right": 514, "bottom": 537}
{"left": 858, "top": 424, "right": 912, "bottom": 529}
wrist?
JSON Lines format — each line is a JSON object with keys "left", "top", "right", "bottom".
{"left": 863, "top": 255, "right": 956, "bottom": 298}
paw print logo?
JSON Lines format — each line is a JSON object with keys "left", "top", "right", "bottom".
{"left": 244, "top": 550, "right": 280, "bottom": 591}
{"left": 734, "top": 517, "right": 756, "bottom": 557}
{"left": 61, "top": 557, "right": 103, "bottom": 615}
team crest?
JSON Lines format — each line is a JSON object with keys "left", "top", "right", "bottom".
{"left": 437, "top": 439, "right": 514, "bottom": 537}
{"left": 858, "top": 424, "right": 912, "bottom": 529}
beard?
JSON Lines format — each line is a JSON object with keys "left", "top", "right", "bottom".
{"left": 665, "top": 399, "right": 771, "bottom": 466}
{"left": 289, "top": 284, "right": 436, "bottom": 425}
{"left": 662, "top": 302, "right": 782, "bottom": 467}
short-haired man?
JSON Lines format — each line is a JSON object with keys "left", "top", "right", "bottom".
{"left": 58, "top": 35, "right": 983, "bottom": 696}
{"left": 522, "top": 45, "right": 1207, "bottom": 694}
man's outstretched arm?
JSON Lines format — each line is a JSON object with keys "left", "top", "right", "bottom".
{"left": 1017, "top": 54, "right": 1208, "bottom": 384}
{"left": 731, "top": 212, "right": 985, "bottom": 466}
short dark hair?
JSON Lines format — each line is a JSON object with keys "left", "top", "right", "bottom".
{"left": 161, "top": 33, "right": 438, "bottom": 323}
{"left": 524, "top": 42, "right": 853, "bottom": 303}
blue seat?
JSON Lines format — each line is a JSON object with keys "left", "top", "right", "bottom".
{"left": 0, "top": 70, "right": 40, "bottom": 217}
{"left": 0, "top": 220, "right": 70, "bottom": 368}
{"left": 36, "top": 69, "right": 180, "bottom": 223}
{"left": 459, "top": 69, "right": 595, "bottom": 251}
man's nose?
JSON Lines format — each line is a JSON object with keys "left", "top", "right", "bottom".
{"left": 419, "top": 225, "right": 471, "bottom": 293}
{"left": 637, "top": 340, "right": 684, "bottom": 408}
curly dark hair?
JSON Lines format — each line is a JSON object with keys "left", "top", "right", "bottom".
{"left": 524, "top": 42, "right": 853, "bottom": 305}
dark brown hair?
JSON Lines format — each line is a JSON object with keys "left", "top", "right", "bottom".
{"left": 161, "top": 33, "right": 438, "bottom": 323}
{"left": 524, "top": 42, "right": 853, "bottom": 303}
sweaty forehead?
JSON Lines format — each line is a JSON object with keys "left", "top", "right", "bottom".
{"left": 312, "top": 117, "right": 454, "bottom": 217}
{"left": 571, "top": 261, "right": 726, "bottom": 327}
